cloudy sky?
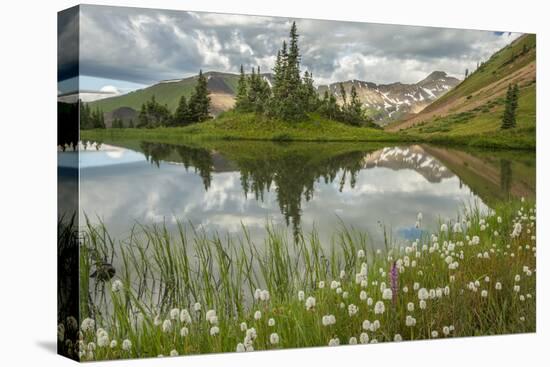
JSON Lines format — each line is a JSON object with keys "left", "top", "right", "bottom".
{"left": 58, "top": 5, "right": 521, "bottom": 94}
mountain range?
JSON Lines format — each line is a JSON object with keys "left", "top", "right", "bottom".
{"left": 89, "top": 71, "right": 459, "bottom": 127}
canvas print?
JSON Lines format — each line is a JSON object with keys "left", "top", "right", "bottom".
{"left": 57, "top": 4, "right": 536, "bottom": 362}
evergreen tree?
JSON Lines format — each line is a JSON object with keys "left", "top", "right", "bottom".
{"left": 347, "top": 85, "right": 365, "bottom": 125}
{"left": 137, "top": 95, "right": 171, "bottom": 128}
{"left": 501, "top": 83, "right": 519, "bottom": 129}
{"left": 188, "top": 70, "right": 211, "bottom": 122}
{"left": 339, "top": 83, "right": 347, "bottom": 107}
{"left": 301, "top": 70, "right": 318, "bottom": 112}
{"left": 173, "top": 95, "right": 191, "bottom": 126}
{"left": 465, "top": 68, "right": 469, "bottom": 78}
{"left": 234, "top": 64, "right": 250, "bottom": 112}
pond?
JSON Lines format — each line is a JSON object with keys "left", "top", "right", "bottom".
{"left": 74, "top": 140, "right": 536, "bottom": 247}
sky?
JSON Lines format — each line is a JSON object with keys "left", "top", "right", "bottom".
{"left": 58, "top": 5, "right": 521, "bottom": 95}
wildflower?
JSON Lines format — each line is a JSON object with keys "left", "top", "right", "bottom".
{"left": 162, "top": 320, "right": 172, "bottom": 333}
{"left": 511, "top": 222, "right": 522, "bottom": 237}
{"left": 110, "top": 340, "right": 117, "bottom": 349}
{"left": 402, "top": 286, "right": 409, "bottom": 293}
{"left": 520, "top": 295, "right": 525, "bottom": 301}
{"left": 96, "top": 329, "right": 109, "bottom": 347}
{"left": 254, "top": 288, "right": 262, "bottom": 300}
{"left": 57, "top": 323, "right": 65, "bottom": 342}
{"left": 407, "top": 302, "right": 414, "bottom": 312}
{"left": 260, "top": 290, "right": 270, "bottom": 302}
{"left": 362, "top": 320, "right": 371, "bottom": 330}
{"left": 298, "top": 290, "right": 305, "bottom": 301}
{"left": 318, "top": 281, "right": 325, "bottom": 289}
{"left": 180, "top": 327, "right": 189, "bottom": 337}
{"left": 418, "top": 288, "right": 429, "bottom": 301}
{"left": 497, "top": 216, "right": 502, "bottom": 223}
{"left": 254, "top": 310, "right": 262, "bottom": 320}
{"left": 170, "top": 349, "right": 178, "bottom": 357}
{"left": 206, "top": 309, "right": 217, "bottom": 324}
{"left": 406, "top": 315, "right": 416, "bottom": 327}
{"left": 374, "top": 301, "right": 385, "bottom": 314}
{"left": 440, "top": 223, "right": 448, "bottom": 232}
{"left": 367, "top": 297, "right": 373, "bottom": 306}
{"left": 453, "top": 223, "right": 462, "bottom": 233}
{"left": 330, "top": 280, "right": 340, "bottom": 289}
{"left": 328, "top": 338, "right": 340, "bottom": 346}
{"left": 495, "top": 282, "right": 502, "bottom": 290}
{"left": 210, "top": 326, "right": 220, "bottom": 336}
{"left": 269, "top": 333, "right": 279, "bottom": 345}
{"left": 322, "top": 314, "right": 336, "bottom": 326}
{"left": 111, "top": 279, "right": 123, "bottom": 293}
{"left": 382, "top": 288, "right": 393, "bottom": 300}
{"left": 268, "top": 318, "right": 275, "bottom": 327}
{"left": 514, "top": 274, "right": 521, "bottom": 282}
{"left": 471, "top": 236, "right": 480, "bottom": 245}
{"left": 193, "top": 302, "right": 201, "bottom": 312}
{"left": 169, "top": 308, "right": 180, "bottom": 320}
{"left": 240, "top": 322, "right": 247, "bottom": 331}
{"left": 246, "top": 328, "right": 257, "bottom": 340}
{"left": 413, "top": 282, "right": 420, "bottom": 291}
{"left": 340, "top": 270, "right": 346, "bottom": 279}
{"left": 360, "top": 290, "right": 368, "bottom": 301}
{"left": 305, "top": 296, "right": 316, "bottom": 310}
{"left": 359, "top": 332, "right": 369, "bottom": 344}
{"left": 336, "top": 287, "right": 343, "bottom": 294}
{"left": 373, "top": 320, "right": 381, "bottom": 330}
{"left": 343, "top": 291, "right": 349, "bottom": 299}
{"left": 122, "top": 339, "right": 132, "bottom": 351}
{"left": 419, "top": 300, "right": 427, "bottom": 310}
{"left": 394, "top": 334, "right": 403, "bottom": 342}
{"left": 481, "top": 290, "right": 488, "bottom": 298}
{"left": 349, "top": 337, "right": 358, "bottom": 345}
{"left": 431, "top": 330, "right": 439, "bottom": 338}
{"left": 180, "top": 309, "right": 192, "bottom": 324}
{"left": 442, "top": 326, "right": 450, "bottom": 336}
{"left": 81, "top": 318, "right": 95, "bottom": 333}
{"left": 348, "top": 304, "right": 358, "bottom": 316}
{"left": 236, "top": 343, "right": 246, "bottom": 352}
{"left": 357, "top": 249, "right": 365, "bottom": 258}
{"left": 390, "top": 262, "right": 399, "bottom": 303}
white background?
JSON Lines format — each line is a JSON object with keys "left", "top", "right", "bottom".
{"left": 0, "top": 0, "right": 546, "bottom": 365}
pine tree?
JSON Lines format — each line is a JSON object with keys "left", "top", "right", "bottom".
{"left": 301, "top": 70, "right": 318, "bottom": 112}
{"left": 348, "top": 85, "right": 364, "bottom": 125}
{"left": 173, "top": 95, "right": 191, "bottom": 126}
{"left": 188, "top": 70, "right": 211, "bottom": 122}
{"left": 501, "top": 84, "right": 519, "bottom": 129}
{"left": 235, "top": 64, "right": 250, "bottom": 112}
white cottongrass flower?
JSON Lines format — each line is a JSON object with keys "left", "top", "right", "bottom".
{"left": 330, "top": 280, "right": 340, "bottom": 290}
{"left": 514, "top": 274, "right": 521, "bottom": 282}
{"left": 359, "top": 332, "right": 369, "bottom": 344}
{"left": 418, "top": 288, "right": 429, "bottom": 301}
{"left": 328, "top": 338, "right": 340, "bottom": 346}
{"left": 382, "top": 288, "right": 393, "bottom": 300}
{"left": 407, "top": 302, "right": 415, "bottom": 312}
{"left": 180, "top": 309, "right": 192, "bottom": 324}
{"left": 406, "top": 315, "right": 416, "bottom": 327}
{"left": 169, "top": 308, "right": 180, "bottom": 320}
{"left": 348, "top": 304, "right": 358, "bottom": 316}
{"left": 495, "top": 282, "right": 502, "bottom": 290}
{"left": 360, "top": 290, "right": 368, "bottom": 301}
{"left": 298, "top": 290, "right": 305, "bottom": 301}
{"left": 254, "top": 288, "right": 262, "bottom": 300}
{"left": 305, "top": 296, "right": 316, "bottom": 310}
{"left": 260, "top": 290, "right": 270, "bottom": 302}
{"left": 374, "top": 301, "right": 385, "bottom": 314}
{"left": 340, "top": 270, "right": 346, "bottom": 279}
{"left": 96, "top": 329, "right": 109, "bottom": 347}
{"left": 81, "top": 318, "right": 95, "bottom": 333}
{"left": 453, "top": 223, "right": 462, "bottom": 233}
{"left": 122, "top": 339, "right": 132, "bottom": 351}
{"left": 170, "top": 349, "right": 178, "bottom": 357}
{"left": 318, "top": 281, "right": 325, "bottom": 289}
{"left": 440, "top": 223, "right": 448, "bottom": 232}
{"left": 357, "top": 249, "right": 365, "bottom": 258}
{"left": 481, "top": 290, "right": 488, "bottom": 298}
{"left": 511, "top": 222, "right": 522, "bottom": 237}
{"left": 322, "top": 314, "right": 336, "bottom": 326}
{"left": 193, "top": 302, "right": 201, "bottom": 312}
{"left": 210, "top": 326, "right": 220, "bottom": 336}
{"left": 269, "top": 333, "right": 280, "bottom": 345}
{"left": 206, "top": 309, "right": 217, "bottom": 324}
{"left": 431, "top": 330, "right": 439, "bottom": 338}
{"left": 109, "top": 340, "right": 117, "bottom": 349}
{"left": 349, "top": 336, "right": 358, "bottom": 345}
{"left": 342, "top": 291, "right": 349, "bottom": 299}
{"left": 514, "top": 285, "right": 521, "bottom": 293}
{"left": 367, "top": 297, "right": 373, "bottom": 306}
{"left": 162, "top": 320, "right": 172, "bottom": 333}
{"left": 254, "top": 310, "right": 262, "bottom": 320}
{"left": 471, "top": 236, "right": 480, "bottom": 245}
{"left": 419, "top": 300, "right": 427, "bottom": 310}
{"left": 240, "top": 322, "right": 247, "bottom": 332}
{"left": 373, "top": 320, "right": 381, "bottom": 331}
{"left": 394, "top": 334, "right": 403, "bottom": 342}
{"left": 111, "top": 279, "right": 123, "bottom": 293}
{"left": 236, "top": 343, "right": 246, "bottom": 352}
{"left": 268, "top": 318, "right": 275, "bottom": 327}
{"left": 180, "top": 327, "right": 189, "bottom": 337}
{"left": 362, "top": 320, "right": 371, "bottom": 330}
{"left": 413, "top": 282, "right": 420, "bottom": 291}
{"left": 442, "top": 326, "right": 450, "bottom": 336}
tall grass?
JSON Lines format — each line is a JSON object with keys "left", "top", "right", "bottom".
{"left": 74, "top": 199, "right": 536, "bottom": 360}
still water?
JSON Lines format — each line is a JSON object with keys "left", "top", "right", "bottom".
{"left": 75, "top": 141, "right": 535, "bottom": 247}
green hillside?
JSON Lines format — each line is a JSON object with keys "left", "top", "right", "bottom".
{"left": 89, "top": 71, "right": 240, "bottom": 113}
{"left": 387, "top": 33, "right": 536, "bottom": 144}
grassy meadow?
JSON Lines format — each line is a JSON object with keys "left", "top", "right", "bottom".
{"left": 71, "top": 199, "right": 536, "bottom": 360}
